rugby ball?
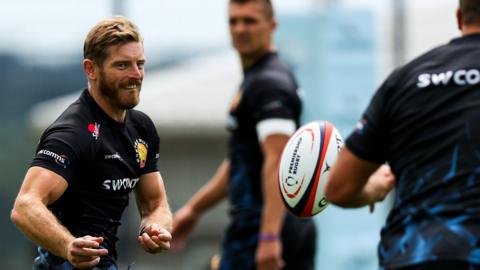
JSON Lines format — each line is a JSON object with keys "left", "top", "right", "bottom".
{"left": 278, "top": 121, "right": 343, "bottom": 217}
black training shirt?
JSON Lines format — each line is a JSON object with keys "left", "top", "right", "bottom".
{"left": 347, "top": 33, "right": 480, "bottom": 268}
{"left": 31, "top": 89, "right": 160, "bottom": 265}
{"left": 226, "top": 52, "right": 302, "bottom": 216}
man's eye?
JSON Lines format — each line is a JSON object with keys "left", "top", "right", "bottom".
{"left": 244, "top": 18, "right": 256, "bottom": 25}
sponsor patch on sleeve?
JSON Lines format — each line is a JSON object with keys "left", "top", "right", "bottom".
{"left": 37, "top": 149, "right": 70, "bottom": 169}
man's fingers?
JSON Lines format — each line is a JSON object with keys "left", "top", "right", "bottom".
{"left": 151, "top": 231, "right": 172, "bottom": 249}
{"left": 154, "top": 231, "right": 172, "bottom": 241}
{"left": 89, "top": 236, "right": 105, "bottom": 244}
{"left": 71, "top": 237, "right": 108, "bottom": 257}
{"left": 67, "top": 236, "right": 107, "bottom": 268}
{"left": 71, "top": 247, "right": 108, "bottom": 257}
{"left": 139, "top": 234, "right": 160, "bottom": 252}
{"left": 152, "top": 235, "right": 171, "bottom": 249}
{"left": 82, "top": 247, "right": 109, "bottom": 256}
{"left": 138, "top": 225, "right": 172, "bottom": 253}
{"left": 139, "top": 233, "right": 170, "bottom": 253}
{"left": 73, "top": 237, "right": 103, "bottom": 249}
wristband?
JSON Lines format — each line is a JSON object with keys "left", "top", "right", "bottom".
{"left": 259, "top": 233, "right": 280, "bottom": 241}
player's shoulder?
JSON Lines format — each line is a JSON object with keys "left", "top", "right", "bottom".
{"left": 41, "top": 98, "right": 98, "bottom": 144}
{"left": 404, "top": 45, "right": 448, "bottom": 69}
{"left": 246, "top": 61, "right": 298, "bottom": 99}
{"left": 397, "top": 40, "right": 467, "bottom": 77}
{"left": 128, "top": 109, "right": 155, "bottom": 126}
{"left": 254, "top": 55, "right": 295, "bottom": 85}
{"left": 126, "top": 110, "right": 159, "bottom": 145}
{"left": 252, "top": 69, "right": 293, "bottom": 87}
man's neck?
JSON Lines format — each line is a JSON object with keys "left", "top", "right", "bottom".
{"left": 240, "top": 47, "right": 274, "bottom": 70}
{"left": 88, "top": 88, "right": 126, "bottom": 123}
{"left": 241, "top": 54, "right": 262, "bottom": 70}
{"left": 462, "top": 24, "right": 480, "bottom": 36}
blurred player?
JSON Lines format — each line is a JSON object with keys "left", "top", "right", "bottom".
{"left": 172, "top": 1, "right": 316, "bottom": 270}
{"left": 11, "top": 16, "right": 172, "bottom": 269}
{"left": 326, "top": 0, "right": 480, "bottom": 269}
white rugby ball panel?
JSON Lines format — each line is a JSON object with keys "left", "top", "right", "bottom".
{"left": 278, "top": 121, "right": 343, "bottom": 217}
{"left": 278, "top": 121, "right": 320, "bottom": 208}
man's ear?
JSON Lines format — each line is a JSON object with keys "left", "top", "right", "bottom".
{"left": 83, "top": 59, "right": 97, "bottom": 80}
{"left": 457, "top": 8, "right": 463, "bottom": 31}
{"left": 271, "top": 18, "right": 278, "bottom": 32}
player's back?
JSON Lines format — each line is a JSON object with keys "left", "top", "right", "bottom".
{"left": 376, "top": 33, "right": 480, "bottom": 268}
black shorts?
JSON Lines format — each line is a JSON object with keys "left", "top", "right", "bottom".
{"left": 390, "top": 260, "right": 480, "bottom": 270}
{"left": 281, "top": 214, "right": 316, "bottom": 270}
{"left": 219, "top": 213, "right": 316, "bottom": 270}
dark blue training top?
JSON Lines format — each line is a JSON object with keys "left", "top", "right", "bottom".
{"left": 347, "top": 33, "right": 480, "bottom": 268}
{"left": 31, "top": 89, "right": 160, "bottom": 267}
{"left": 226, "top": 52, "right": 302, "bottom": 217}
{"left": 221, "top": 52, "right": 310, "bottom": 270}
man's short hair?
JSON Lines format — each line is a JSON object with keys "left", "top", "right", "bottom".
{"left": 229, "top": 0, "right": 275, "bottom": 20}
{"left": 83, "top": 16, "right": 142, "bottom": 66}
{"left": 460, "top": 0, "right": 480, "bottom": 25}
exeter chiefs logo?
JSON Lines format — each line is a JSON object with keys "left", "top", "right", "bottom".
{"left": 134, "top": 139, "right": 148, "bottom": 169}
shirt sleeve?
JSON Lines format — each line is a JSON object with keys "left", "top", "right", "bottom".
{"left": 30, "top": 130, "right": 82, "bottom": 185}
{"left": 256, "top": 118, "right": 297, "bottom": 142}
{"left": 345, "top": 69, "right": 399, "bottom": 164}
{"left": 141, "top": 115, "right": 160, "bottom": 175}
{"left": 249, "top": 78, "right": 297, "bottom": 124}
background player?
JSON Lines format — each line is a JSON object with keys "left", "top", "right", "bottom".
{"left": 172, "top": 0, "right": 316, "bottom": 269}
{"left": 326, "top": 0, "right": 480, "bottom": 269}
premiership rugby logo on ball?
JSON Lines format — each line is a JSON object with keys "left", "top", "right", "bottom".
{"left": 278, "top": 121, "right": 343, "bottom": 217}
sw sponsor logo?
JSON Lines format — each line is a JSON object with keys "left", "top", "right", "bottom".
{"left": 102, "top": 177, "right": 140, "bottom": 191}
{"left": 37, "top": 149, "right": 70, "bottom": 168}
{"left": 417, "top": 69, "right": 480, "bottom": 88}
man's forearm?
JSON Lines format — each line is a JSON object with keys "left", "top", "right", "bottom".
{"left": 11, "top": 194, "right": 73, "bottom": 259}
{"left": 260, "top": 157, "right": 285, "bottom": 235}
